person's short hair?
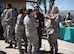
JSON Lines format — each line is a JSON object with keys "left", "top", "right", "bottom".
{"left": 34, "top": 6, "right": 39, "bottom": 12}
{"left": 27, "top": 9, "right": 33, "bottom": 14}
{"left": 8, "top": 4, "right": 12, "bottom": 8}
{"left": 23, "top": 7, "right": 26, "bottom": 11}
{"left": 35, "top": 6, "right": 39, "bottom": 8}
{"left": 51, "top": 6, "right": 59, "bottom": 14}
{"left": 19, "top": 7, "right": 24, "bottom": 14}
{"left": 68, "top": 12, "right": 70, "bottom": 15}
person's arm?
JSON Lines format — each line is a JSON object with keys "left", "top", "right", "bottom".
{"left": 37, "top": 12, "right": 44, "bottom": 28}
{"left": 32, "top": 17, "right": 39, "bottom": 28}
{"left": 57, "top": 14, "right": 62, "bottom": 27}
{"left": 3, "top": 10, "right": 9, "bottom": 22}
{"left": 41, "top": 13, "right": 44, "bottom": 28}
{"left": 16, "top": 14, "right": 23, "bottom": 25}
{"left": 7, "top": 10, "right": 13, "bottom": 21}
{"left": 40, "top": 13, "right": 45, "bottom": 32}
{"left": 55, "top": 14, "right": 61, "bottom": 22}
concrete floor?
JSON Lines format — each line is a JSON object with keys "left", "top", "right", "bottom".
{"left": 0, "top": 39, "right": 74, "bottom": 54}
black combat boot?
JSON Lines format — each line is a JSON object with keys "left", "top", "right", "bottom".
{"left": 6, "top": 41, "right": 13, "bottom": 48}
{"left": 6, "top": 44, "right": 13, "bottom": 48}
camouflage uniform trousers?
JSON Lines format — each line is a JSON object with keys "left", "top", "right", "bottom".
{"left": 15, "top": 25, "right": 27, "bottom": 53}
{"left": 7, "top": 25, "right": 15, "bottom": 42}
{"left": 27, "top": 35, "right": 39, "bottom": 54}
{"left": 47, "top": 28, "right": 59, "bottom": 53}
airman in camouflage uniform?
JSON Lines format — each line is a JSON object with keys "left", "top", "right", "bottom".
{"left": 15, "top": 8, "right": 27, "bottom": 54}
{"left": 24, "top": 9, "right": 39, "bottom": 54}
{"left": 45, "top": 7, "right": 61, "bottom": 54}
{"left": 4, "top": 4, "right": 15, "bottom": 48}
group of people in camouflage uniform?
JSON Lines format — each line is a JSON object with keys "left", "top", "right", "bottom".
{"left": 1, "top": 4, "right": 44, "bottom": 54}
{"left": 0, "top": 3, "right": 61, "bottom": 54}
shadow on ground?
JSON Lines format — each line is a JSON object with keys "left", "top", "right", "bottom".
{"left": 0, "top": 51, "right": 7, "bottom": 54}
{"left": 38, "top": 50, "right": 63, "bottom": 54}
{"left": 18, "top": 49, "right": 63, "bottom": 54}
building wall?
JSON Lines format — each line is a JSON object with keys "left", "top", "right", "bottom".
{"left": 0, "top": 0, "right": 26, "bottom": 11}
{"left": 6, "top": 1, "right": 26, "bottom": 10}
